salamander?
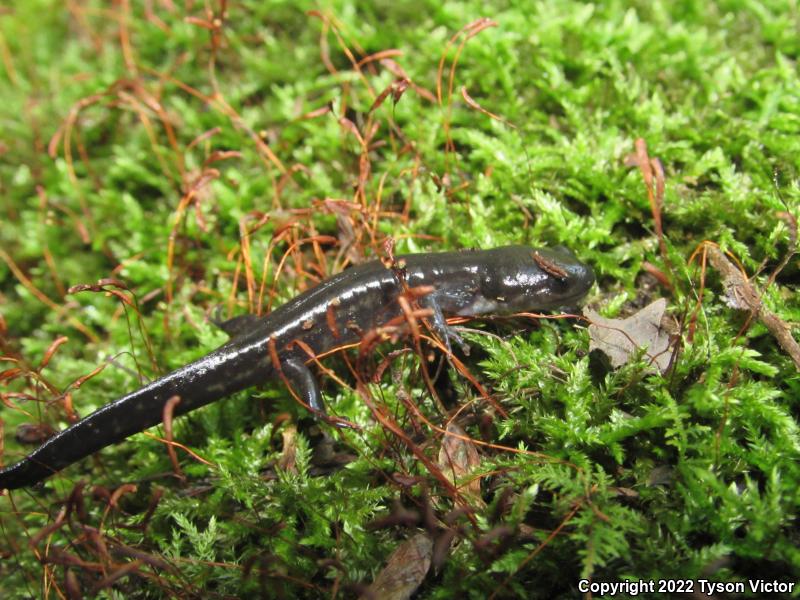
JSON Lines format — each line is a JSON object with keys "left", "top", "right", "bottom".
{"left": 0, "top": 245, "right": 594, "bottom": 490}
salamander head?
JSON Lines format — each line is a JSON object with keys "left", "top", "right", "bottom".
{"left": 471, "top": 245, "right": 595, "bottom": 314}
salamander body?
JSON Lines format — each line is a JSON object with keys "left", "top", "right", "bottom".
{"left": 0, "top": 245, "right": 594, "bottom": 489}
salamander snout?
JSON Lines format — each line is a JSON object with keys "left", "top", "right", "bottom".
{"left": 558, "top": 252, "right": 595, "bottom": 299}
{"left": 480, "top": 246, "right": 594, "bottom": 313}
{"left": 529, "top": 246, "right": 595, "bottom": 308}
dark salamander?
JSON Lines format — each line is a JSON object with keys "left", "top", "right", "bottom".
{"left": 0, "top": 246, "right": 594, "bottom": 490}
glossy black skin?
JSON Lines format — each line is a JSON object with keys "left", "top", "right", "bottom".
{"left": 0, "top": 246, "right": 594, "bottom": 489}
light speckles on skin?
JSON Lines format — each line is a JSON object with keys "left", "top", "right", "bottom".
{"left": 0, "top": 245, "right": 594, "bottom": 490}
{"left": 456, "top": 295, "right": 501, "bottom": 316}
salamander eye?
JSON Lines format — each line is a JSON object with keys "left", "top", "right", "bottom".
{"left": 552, "top": 245, "right": 577, "bottom": 258}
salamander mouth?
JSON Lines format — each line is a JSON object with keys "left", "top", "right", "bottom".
{"left": 548, "top": 262, "right": 595, "bottom": 308}
{"left": 557, "top": 290, "right": 590, "bottom": 309}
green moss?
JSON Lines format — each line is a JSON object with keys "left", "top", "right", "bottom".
{"left": 1, "top": 0, "right": 798, "bottom": 597}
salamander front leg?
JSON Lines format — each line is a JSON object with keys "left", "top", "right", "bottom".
{"left": 419, "top": 294, "right": 470, "bottom": 355}
{"left": 280, "top": 358, "right": 325, "bottom": 415}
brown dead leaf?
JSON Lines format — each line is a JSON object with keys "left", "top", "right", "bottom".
{"left": 703, "top": 244, "right": 800, "bottom": 371}
{"left": 364, "top": 533, "right": 433, "bottom": 600}
{"left": 585, "top": 299, "right": 674, "bottom": 374}
{"left": 648, "top": 465, "right": 675, "bottom": 487}
{"left": 15, "top": 422, "right": 57, "bottom": 444}
{"left": 438, "top": 423, "right": 483, "bottom": 507}
{"left": 277, "top": 424, "right": 297, "bottom": 472}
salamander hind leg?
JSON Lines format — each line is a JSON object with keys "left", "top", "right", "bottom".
{"left": 280, "top": 357, "right": 325, "bottom": 415}
{"left": 280, "top": 358, "right": 356, "bottom": 430}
